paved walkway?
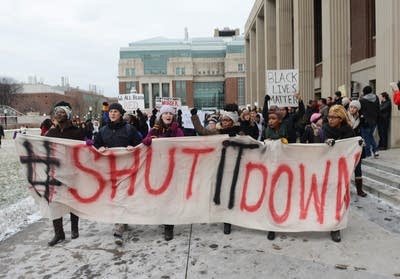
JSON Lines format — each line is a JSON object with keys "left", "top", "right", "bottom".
{"left": 1, "top": 191, "right": 400, "bottom": 279}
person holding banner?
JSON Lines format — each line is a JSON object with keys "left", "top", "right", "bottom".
{"left": 94, "top": 102, "right": 142, "bottom": 245}
{"left": 142, "top": 105, "right": 184, "bottom": 241}
{"left": 190, "top": 104, "right": 241, "bottom": 235}
{"left": 322, "top": 104, "right": 355, "bottom": 242}
{"left": 45, "top": 101, "right": 85, "bottom": 246}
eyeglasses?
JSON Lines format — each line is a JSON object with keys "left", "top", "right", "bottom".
{"left": 327, "top": 115, "right": 340, "bottom": 120}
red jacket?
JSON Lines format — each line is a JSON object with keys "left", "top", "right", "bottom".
{"left": 394, "top": 90, "right": 400, "bottom": 106}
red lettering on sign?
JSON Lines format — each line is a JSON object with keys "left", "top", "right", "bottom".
{"left": 182, "top": 147, "right": 215, "bottom": 199}
{"left": 69, "top": 145, "right": 107, "bottom": 203}
{"left": 108, "top": 148, "right": 141, "bottom": 199}
{"left": 145, "top": 147, "right": 176, "bottom": 195}
{"left": 240, "top": 163, "right": 268, "bottom": 212}
{"left": 299, "top": 161, "right": 331, "bottom": 224}
{"left": 335, "top": 157, "right": 350, "bottom": 221}
{"left": 269, "top": 164, "right": 293, "bottom": 224}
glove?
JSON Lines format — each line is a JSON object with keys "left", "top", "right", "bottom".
{"left": 142, "top": 136, "right": 152, "bottom": 146}
{"left": 264, "top": 95, "right": 271, "bottom": 102}
{"left": 85, "top": 138, "right": 94, "bottom": 146}
{"left": 190, "top": 108, "right": 198, "bottom": 116}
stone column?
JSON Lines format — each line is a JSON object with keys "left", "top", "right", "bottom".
{"left": 148, "top": 83, "right": 153, "bottom": 110}
{"left": 245, "top": 38, "right": 251, "bottom": 105}
{"left": 276, "top": 0, "right": 293, "bottom": 69}
{"left": 264, "top": 0, "right": 277, "bottom": 101}
{"left": 376, "top": 0, "right": 400, "bottom": 147}
{"left": 256, "top": 15, "right": 266, "bottom": 107}
{"left": 169, "top": 82, "right": 173, "bottom": 98}
{"left": 250, "top": 28, "right": 257, "bottom": 106}
{"left": 293, "top": 0, "right": 315, "bottom": 102}
{"left": 321, "top": 0, "right": 351, "bottom": 97}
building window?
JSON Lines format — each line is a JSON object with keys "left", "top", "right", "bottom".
{"left": 237, "top": 78, "right": 245, "bottom": 106}
{"left": 175, "top": 67, "right": 185, "bottom": 75}
{"left": 194, "top": 82, "right": 224, "bottom": 109}
{"left": 142, "top": 83, "right": 150, "bottom": 109}
{"left": 125, "top": 68, "right": 135, "bottom": 77}
{"left": 238, "top": 64, "right": 245, "bottom": 72}
{"left": 175, "top": 81, "right": 187, "bottom": 105}
{"left": 162, "top": 83, "right": 169, "bottom": 97}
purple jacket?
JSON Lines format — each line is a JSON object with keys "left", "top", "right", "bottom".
{"left": 142, "top": 122, "right": 184, "bottom": 145}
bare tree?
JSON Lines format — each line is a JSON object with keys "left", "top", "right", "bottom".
{"left": 0, "top": 77, "right": 21, "bottom": 106}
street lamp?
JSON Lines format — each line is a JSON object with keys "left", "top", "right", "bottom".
{"left": 89, "top": 106, "right": 93, "bottom": 120}
{"left": 3, "top": 109, "right": 8, "bottom": 129}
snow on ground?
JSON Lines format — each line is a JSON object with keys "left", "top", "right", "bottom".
{"left": 0, "top": 129, "right": 41, "bottom": 241}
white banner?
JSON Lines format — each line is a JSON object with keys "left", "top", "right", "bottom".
{"left": 15, "top": 135, "right": 362, "bottom": 232}
{"left": 266, "top": 69, "right": 299, "bottom": 107}
{"left": 155, "top": 97, "right": 181, "bottom": 109}
{"left": 118, "top": 93, "right": 145, "bottom": 111}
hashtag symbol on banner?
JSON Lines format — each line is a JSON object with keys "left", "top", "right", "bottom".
{"left": 20, "top": 140, "right": 62, "bottom": 203}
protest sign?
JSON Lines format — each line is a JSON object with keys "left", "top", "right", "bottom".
{"left": 15, "top": 135, "right": 362, "bottom": 232}
{"left": 266, "top": 69, "right": 299, "bottom": 107}
{"left": 155, "top": 97, "right": 181, "bottom": 109}
{"left": 118, "top": 93, "right": 145, "bottom": 111}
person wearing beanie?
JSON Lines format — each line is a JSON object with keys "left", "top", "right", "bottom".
{"left": 347, "top": 100, "right": 367, "bottom": 197}
{"left": 263, "top": 106, "right": 288, "bottom": 142}
{"left": 45, "top": 101, "right": 85, "bottom": 246}
{"left": 142, "top": 105, "right": 184, "bottom": 241}
{"left": 342, "top": 97, "right": 350, "bottom": 110}
{"left": 359, "top": 85, "right": 380, "bottom": 157}
{"left": 94, "top": 102, "right": 142, "bottom": 246}
{"left": 190, "top": 104, "right": 241, "bottom": 235}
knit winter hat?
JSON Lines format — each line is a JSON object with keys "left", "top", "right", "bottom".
{"left": 159, "top": 105, "right": 175, "bottom": 115}
{"left": 207, "top": 115, "right": 219, "bottom": 124}
{"left": 222, "top": 111, "right": 239, "bottom": 123}
{"left": 108, "top": 103, "right": 126, "bottom": 115}
{"left": 349, "top": 100, "right": 361, "bottom": 110}
{"left": 54, "top": 101, "right": 72, "bottom": 120}
{"left": 310, "top": 112, "right": 322, "bottom": 123}
{"left": 342, "top": 97, "right": 350, "bottom": 107}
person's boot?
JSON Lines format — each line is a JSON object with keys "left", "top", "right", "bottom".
{"left": 223, "top": 223, "right": 231, "bottom": 235}
{"left": 48, "top": 218, "right": 65, "bottom": 246}
{"left": 355, "top": 178, "right": 367, "bottom": 197}
{"left": 164, "top": 225, "right": 174, "bottom": 241}
{"left": 267, "top": 231, "right": 276, "bottom": 240}
{"left": 330, "top": 230, "right": 341, "bottom": 242}
{"left": 70, "top": 213, "right": 79, "bottom": 239}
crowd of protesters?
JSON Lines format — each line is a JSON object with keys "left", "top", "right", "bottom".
{"left": 34, "top": 80, "right": 399, "bottom": 247}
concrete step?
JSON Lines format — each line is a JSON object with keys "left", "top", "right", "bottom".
{"left": 352, "top": 176, "right": 400, "bottom": 208}
{"left": 362, "top": 157, "right": 400, "bottom": 176}
{"left": 362, "top": 164, "right": 400, "bottom": 189}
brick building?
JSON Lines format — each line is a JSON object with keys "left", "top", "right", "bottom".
{"left": 118, "top": 28, "right": 246, "bottom": 109}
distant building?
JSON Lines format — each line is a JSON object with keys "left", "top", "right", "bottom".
{"left": 118, "top": 28, "right": 246, "bottom": 109}
{"left": 11, "top": 83, "right": 115, "bottom": 120}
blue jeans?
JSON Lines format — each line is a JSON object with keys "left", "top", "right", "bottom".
{"left": 361, "top": 125, "right": 378, "bottom": 157}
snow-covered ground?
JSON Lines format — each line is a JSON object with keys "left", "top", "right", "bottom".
{"left": 0, "top": 129, "right": 41, "bottom": 241}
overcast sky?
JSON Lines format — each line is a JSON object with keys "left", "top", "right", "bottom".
{"left": 0, "top": 0, "right": 254, "bottom": 97}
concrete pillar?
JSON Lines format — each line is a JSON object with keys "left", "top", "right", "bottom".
{"left": 256, "top": 15, "right": 266, "bottom": 107}
{"left": 148, "top": 83, "right": 153, "bottom": 110}
{"left": 245, "top": 38, "right": 251, "bottom": 105}
{"left": 321, "top": 0, "right": 351, "bottom": 97}
{"left": 265, "top": 0, "right": 277, "bottom": 101}
{"left": 293, "top": 0, "right": 315, "bottom": 103}
{"left": 159, "top": 82, "right": 162, "bottom": 97}
{"left": 276, "top": 0, "right": 293, "bottom": 69}
{"left": 250, "top": 28, "right": 257, "bottom": 106}
{"left": 169, "top": 82, "right": 173, "bottom": 98}
{"left": 376, "top": 0, "right": 400, "bottom": 147}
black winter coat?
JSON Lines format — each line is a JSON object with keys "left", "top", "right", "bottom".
{"left": 239, "top": 120, "right": 259, "bottom": 140}
{"left": 322, "top": 123, "right": 355, "bottom": 140}
{"left": 359, "top": 94, "right": 380, "bottom": 127}
{"left": 46, "top": 121, "right": 85, "bottom": 141}
{"left": 94, "top": 120, "right": 142, "bottom": 148}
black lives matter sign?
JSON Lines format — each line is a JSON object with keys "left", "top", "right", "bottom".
{"left": 266, "top": 69, "right": 299, "bottom": 107}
